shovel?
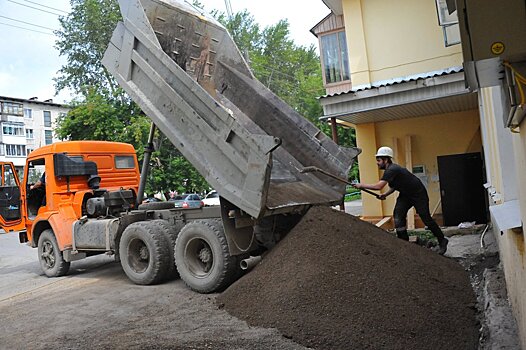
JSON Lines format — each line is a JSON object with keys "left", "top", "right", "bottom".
{"left": 300, "top": 166, "right": 381, "bottom": 199}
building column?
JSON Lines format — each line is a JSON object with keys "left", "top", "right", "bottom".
{"left": 355, "top": 122, "right": 383, "bottom": 218}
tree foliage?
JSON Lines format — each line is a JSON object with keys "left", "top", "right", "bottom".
{"left": 55, "top": 0, "right": 121, "bottom": 95}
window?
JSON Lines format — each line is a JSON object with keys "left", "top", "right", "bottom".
{"left": 435, "top": 0, "right": 460, "bottom": 46}
{"left": 2, "top": 124, "right": 24, "bottom": 136}
{"left": 320, "top": 31, "right": 350, "bottom": 84}
{"left": 5, "top": 144, "right": 26, "bottom": 157}
{"left": 2, "top": 102, "right": 23, "bottom": 116}
{"left": 115, "top": 155, "right": 135, "bottom": 169}
{"left": 43, "top": 111, "right": 52, "bottom": 127}
{"left": 4, "top": 164, "right": 17, "bottom": 186}
{"left": 24, "top": 108, "right": 32, "bottom": 118}
{"left": 26, "top": 129, "right": 34, "bottom": 139}
{"left": 45, "top": 130, "right": 53, "bottom": 145}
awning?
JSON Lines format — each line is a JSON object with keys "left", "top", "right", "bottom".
{"left": 319, "top": 67, "right": 478, "bottom": 125}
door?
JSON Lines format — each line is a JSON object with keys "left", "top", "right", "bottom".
{"left": 0, "top": 162, "right": 24, "bottom": 229}
{"left": 437, "top": 152, "right": 488, "bottom": 226}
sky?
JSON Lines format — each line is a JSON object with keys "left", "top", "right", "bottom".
{"left": 0, "top": 0, "right": 330, "bottom": 104}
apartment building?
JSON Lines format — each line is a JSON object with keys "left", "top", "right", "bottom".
{"left": 0, "top": 96, "right": 68, "bottom": 169}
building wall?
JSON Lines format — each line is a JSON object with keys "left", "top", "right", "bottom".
{"left": 0, "top": 97, "right": 67, "bottom": 169}
{"left": 342, "top": 0, "right": 463, "bottom": 86}
{"left": 355, "top": 109, "right": 481, "bottom": 219}
{"left": 24, "top": 101, "right": 65, "bottom": 152}
{"left": 479, "top": 86, "right": 526, "bottom": 347}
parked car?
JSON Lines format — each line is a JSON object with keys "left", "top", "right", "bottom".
{"left": 202, "top": 190, "right": 220, "bottom": 206}
{"left": 169, "top": 193, "right": 204, "bottom": 209}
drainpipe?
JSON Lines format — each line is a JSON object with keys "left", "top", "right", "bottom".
{"left": 137, "top": 122, "right": 156, "bottom": 206}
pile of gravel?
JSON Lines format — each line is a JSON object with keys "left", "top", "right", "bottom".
{"left": 217, "top": 206, "right": 478, "bottom": 350}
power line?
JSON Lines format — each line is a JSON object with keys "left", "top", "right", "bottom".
{"left": 7, "top": 0, "right": 63, "bottom": 16}
{"left": 19, "top": 0, "right": 68, "bottom": 14}
{"left": 0, "top": 21, "right": 54, "bottom": 35}
{"left": 0, "top": 14, "right": 56, "bottom": 31}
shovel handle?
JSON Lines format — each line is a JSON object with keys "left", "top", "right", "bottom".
{"left": 300, "top": 166, "right": 380, "bottom": 199}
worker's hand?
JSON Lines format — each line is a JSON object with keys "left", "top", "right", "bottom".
{"left": 378, "top": 194, "right": 387, "bottom": 200}
{"left": 352, "top": 183, "right": 362, "bottom": 189}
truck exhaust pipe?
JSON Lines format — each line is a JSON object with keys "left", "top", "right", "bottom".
{"left": 240, "top": 256, "right": 262, "bottom": 271}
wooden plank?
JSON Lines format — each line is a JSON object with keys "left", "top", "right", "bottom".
{"left": 405, "top": 135, "right": 415, "bottom": 230}
{"left": 375, "top": 217, "right": 391, "bottom": 227}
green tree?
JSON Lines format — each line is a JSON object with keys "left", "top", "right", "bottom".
{"left": 55, "top": 0, "right": 121, "bottom": 96}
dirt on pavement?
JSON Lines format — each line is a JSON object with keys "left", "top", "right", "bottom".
{"left": 217, "top": 206, "right": 479, "bottom": 350}
{"left": 0, "top": 233, "right": 306, "bottom": 350}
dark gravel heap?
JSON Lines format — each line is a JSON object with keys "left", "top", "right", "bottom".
{"left": 217, "top": 206, "right": 478, "bottom": 350}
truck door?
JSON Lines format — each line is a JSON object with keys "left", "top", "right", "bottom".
{"left": 0, "top": 162, "right": 23, "bottom": 228}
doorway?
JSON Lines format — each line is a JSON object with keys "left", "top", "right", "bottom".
{"left": 437, "top": 152, "right": 488, "bottom": 226}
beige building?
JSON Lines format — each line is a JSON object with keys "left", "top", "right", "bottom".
{"left": 313, "top": 0, "right": 526, "bottom": 346}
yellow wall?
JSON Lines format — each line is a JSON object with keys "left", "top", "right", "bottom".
{"left": 343, "top": 0, "right": 463, "bottom": 86}
{"left": 355, "top": 110, "right": 481, "bottom": 219}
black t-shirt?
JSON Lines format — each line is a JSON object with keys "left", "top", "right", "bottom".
{"left": 381, "top": 163, "right": 426, "bottom": 197}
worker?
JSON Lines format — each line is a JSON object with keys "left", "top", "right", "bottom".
{"left": 352, "top": 146, "right": 448, "bottom": 255}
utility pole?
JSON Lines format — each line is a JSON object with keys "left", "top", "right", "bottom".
{"left": 224, "top": 0, "right": 233, "bottom": 19}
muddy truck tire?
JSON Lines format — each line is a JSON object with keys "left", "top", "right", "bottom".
{"left": 175, "top": 219, "right": 238, "bottom": 293}
{"left": 119, "top": 221, "right": 171, "bottom": 285}
{"left": 149, "top": 219, "right": 185, "bottom": 281}
{"left": 38, "top": 229, "right": 70, "bottom": 277}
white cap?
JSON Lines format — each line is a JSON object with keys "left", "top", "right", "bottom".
{"left": 375, "top": 146, "right": 394, "bottom": 158}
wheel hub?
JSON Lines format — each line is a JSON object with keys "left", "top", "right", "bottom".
{"left": 198, "top": 247, "right": 212, "bottom": 263}
{"left": 41, "top": 241, "right": 55, "bottom": 268}
{"left": 139, "top": 246, "right": 149, "bottom": 260}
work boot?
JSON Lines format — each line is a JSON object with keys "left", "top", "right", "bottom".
{"left": 433, "top": 237, "right": 449, "bottom": 255}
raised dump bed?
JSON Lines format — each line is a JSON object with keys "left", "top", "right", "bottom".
{"left": 102, "top": 0, "right": 360, "bottom": 219}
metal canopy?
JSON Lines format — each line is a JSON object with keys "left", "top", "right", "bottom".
{"left": 319, "top": 69, "right": 478, "bottom": 125}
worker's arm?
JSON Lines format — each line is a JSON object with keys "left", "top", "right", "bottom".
{"left": 378, "top": 186, "right": 395, "bottom": 200}
{"left": 353, "top": 180, "right": 388, "bottom": 191}
{"left": 30, "top": 180, "right": 43, "bottom": 190}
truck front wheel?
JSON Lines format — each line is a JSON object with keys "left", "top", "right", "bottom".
{"left": 175, "top": 219, "right": 237, "bottom": 293}
{"left": 38, "top": 229, "right": 70, "bottom": 277}
{"left": 119, "top": 222, "right": 171, "bottom": 285}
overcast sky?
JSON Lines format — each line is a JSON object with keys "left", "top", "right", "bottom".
{"left": 0, "top": 0, "right": 330, "bottom": 104}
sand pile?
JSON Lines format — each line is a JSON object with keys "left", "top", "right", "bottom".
{"left": 217, "top": 206, "right": 478, "bottom": 350}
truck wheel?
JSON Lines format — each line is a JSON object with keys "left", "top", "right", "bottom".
{"left": 149, "top": 220, "right": 184, "bottom": 280}
{"left": 175, "top": 219, "right": 237, "bottom": 293}
{"left": 119, "top": 221, "right": 171, "bottom": 285}
{"left": 38, "top": 229, "right": 70, "bottom": 277}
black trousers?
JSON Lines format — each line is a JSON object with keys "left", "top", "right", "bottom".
{"left": 393, "top": 192, "right": 444, "bottom": 242}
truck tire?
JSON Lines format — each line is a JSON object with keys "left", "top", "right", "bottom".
{"left": 175, "top": 219, "right": 237, "bottom": 293}
{"left": 119, "top": 221, "right": 171, "bottom": 285}
{"left": 149, "top": 220, "right": 184, "bottom": 280}
{"left": 38, "top": 229, "right": 70, "bottom": 277}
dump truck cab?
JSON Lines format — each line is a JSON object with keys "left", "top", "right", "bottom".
{"left": 0, "top": 141, "right": 140, "bottom": 251}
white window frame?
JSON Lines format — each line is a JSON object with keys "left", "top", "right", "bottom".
{"left": 320, "top": 30, "right": 350, "bottom": 86}
{"left": 435, "top": 0, "right": 460, "bottom": 47}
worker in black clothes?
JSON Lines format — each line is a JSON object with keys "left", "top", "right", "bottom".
{"left": 353, "top": 146, "right": 448, "bottom": 255}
